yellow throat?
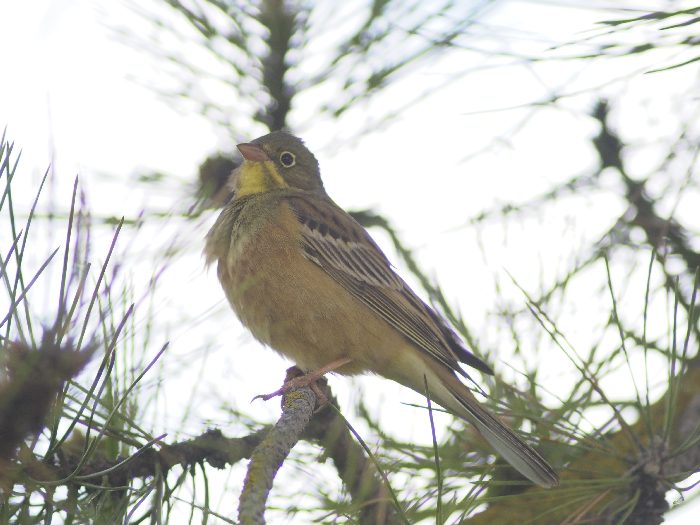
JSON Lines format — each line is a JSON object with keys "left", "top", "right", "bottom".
{"left": 236, "top": 160, "right": 288, "bottom": 198}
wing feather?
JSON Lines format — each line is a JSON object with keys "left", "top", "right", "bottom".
{"left": 288, "top": 195, "right": 493, "bottom": 376}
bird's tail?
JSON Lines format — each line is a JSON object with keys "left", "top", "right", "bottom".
{"left": 419, "top": 361, "right": 559, "bottom": 488}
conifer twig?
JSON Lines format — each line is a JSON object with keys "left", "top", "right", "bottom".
{"left": 238, "top": 367, "right": 317, "bottom": 525}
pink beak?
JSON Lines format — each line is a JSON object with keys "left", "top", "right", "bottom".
{"left": 237, "top": 143, "right": 269, "bottom": 162}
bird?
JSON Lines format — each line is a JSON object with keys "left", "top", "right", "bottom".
{"left": 205, "top": 130, "right": 559, "bottom": 488}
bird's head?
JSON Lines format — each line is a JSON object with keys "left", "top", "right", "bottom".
{"left": 234, "top": 131, "right": 324, "bottom": 197}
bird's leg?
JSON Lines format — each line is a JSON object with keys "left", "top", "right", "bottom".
{"left": 252, "top": 357, "right": 353, "bottom": 404}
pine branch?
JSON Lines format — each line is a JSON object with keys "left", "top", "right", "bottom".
{"left": 0, "top": 332, "right": 93, "bottom": 491}
{"left": 238, "top": 367, "right": 317, "bottom": 524}
{"left": 468, "top": 342, "right": 700, "bottom": 524}
{"left": 3, "top": 368, "right": 398, "bottom": 524}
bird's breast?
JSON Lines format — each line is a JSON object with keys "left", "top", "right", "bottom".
{"left": 212, "top": 201, "right": 410, "bottom": 375}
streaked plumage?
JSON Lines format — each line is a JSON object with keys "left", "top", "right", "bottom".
{"left": 205, "top": 130, "right": 559, "bottom": 488}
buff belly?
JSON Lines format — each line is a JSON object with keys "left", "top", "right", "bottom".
{"left": 217, "top": 206, "right": 417, "bottom": 378}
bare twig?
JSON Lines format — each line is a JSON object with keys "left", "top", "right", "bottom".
{"left": 238, "top": 367, "right": 317, "bottom": 525}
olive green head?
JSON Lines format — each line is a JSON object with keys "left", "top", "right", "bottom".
{"left": 235, "top": 131, "right": 324, "bottom": 197}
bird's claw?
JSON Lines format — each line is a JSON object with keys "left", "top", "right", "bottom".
{"left": 252, "top": 359, "right": 351, "bottom": 407}
{"left": 251, "top": 372, "right": 322, "bottom": 403}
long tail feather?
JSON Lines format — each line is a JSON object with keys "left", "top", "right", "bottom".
{"left": 448, "top": 385, "right": 559, "bottom": 488}
{"left": 420, "top": 362, "right": 559, "bottom": 488}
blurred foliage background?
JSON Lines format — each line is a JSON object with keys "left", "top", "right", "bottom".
{"left": 1, "top": 1, "right": 699, "bottom": 524}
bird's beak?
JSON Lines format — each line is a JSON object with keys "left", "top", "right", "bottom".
{"left": 237, "top": 143, "right": 269, "bottom": 162}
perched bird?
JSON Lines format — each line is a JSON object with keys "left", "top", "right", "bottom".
{"left": 205, "top": 130, "right": 559, "bottom": 488}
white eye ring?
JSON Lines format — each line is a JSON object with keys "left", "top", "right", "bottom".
{"left": 280, "top": 151, "right": 296, "bottom": 167}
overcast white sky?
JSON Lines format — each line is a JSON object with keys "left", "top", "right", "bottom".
{"left": 1, "top": 0, "right": 698, "bottom": 523}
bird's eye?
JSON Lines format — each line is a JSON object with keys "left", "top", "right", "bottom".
{"left": 279, "top": 151, "right": 296, "bottom": 167}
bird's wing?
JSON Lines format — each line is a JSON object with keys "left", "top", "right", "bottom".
{"left": 287, "top": 194, "right": 493, "bottom": 376}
